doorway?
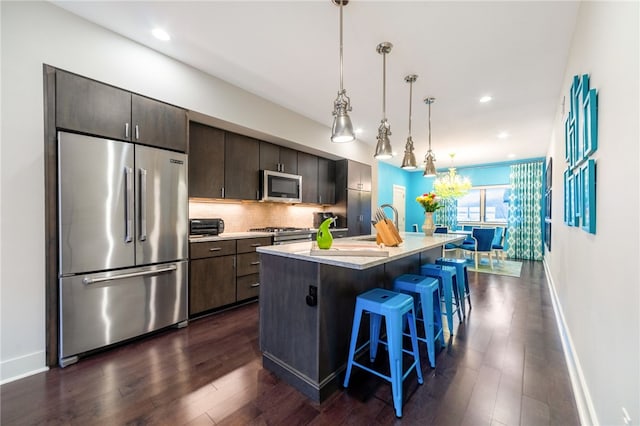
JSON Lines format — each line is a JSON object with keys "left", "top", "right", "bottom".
{"left": 392, "top": 184, "right": 406, "bottom": 232}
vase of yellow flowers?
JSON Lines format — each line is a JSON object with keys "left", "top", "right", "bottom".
{"left": 416, "top": 192, "right": 442, "bottom": 236}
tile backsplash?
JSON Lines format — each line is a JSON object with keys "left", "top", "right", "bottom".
{"left": 189, "top": 200, "right": 325, "bottom": 232}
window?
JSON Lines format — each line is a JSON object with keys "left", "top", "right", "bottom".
{"left": 457, "top": 186, "right": 509, "bottom": 223}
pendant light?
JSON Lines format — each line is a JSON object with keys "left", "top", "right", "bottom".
{"left": 401, "top": 74, "right": 418, "bottom": 169}
{"left": 423, "top": 97, "right": 437, "bottom": 177}
{"left": 330, "top": 0, "right": 355, "bottom": 143}
{"left": 374, "top": 42, "right": 394, "bottom": 159}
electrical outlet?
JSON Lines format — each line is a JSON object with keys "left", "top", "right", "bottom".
{"left": 623, "top": 407, "right": 632, "bottom": 425}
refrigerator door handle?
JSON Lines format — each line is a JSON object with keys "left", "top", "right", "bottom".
{"left": 139, "top": 168, "right": 147, "bottom": 241}
{"left": 82, "top": 265, "right": 177, "bottom": 285}
{"left": 124, "top": 167, "right": 133, "bottom": 243}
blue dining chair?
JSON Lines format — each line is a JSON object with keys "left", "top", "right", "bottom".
{"left": 461, "top": 228, "right": 496, "bottom": 269}
{"left": 492, "top": 226, "right": 506, "bottom": 262}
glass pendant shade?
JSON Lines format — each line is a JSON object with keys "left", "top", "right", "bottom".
{"left": 330, "top": 0, "right": 355, "bottom": 143}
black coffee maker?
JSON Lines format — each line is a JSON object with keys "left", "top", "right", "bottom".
{"left": 313, "top": 212, "right": 336, "bottom": 228}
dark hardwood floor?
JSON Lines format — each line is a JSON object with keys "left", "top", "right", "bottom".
{"left": 0, "top": 260, "right": 579, "bottom": 425}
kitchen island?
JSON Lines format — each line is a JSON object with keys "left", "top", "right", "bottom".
{"left": 256, "top": 232, "right": 464, "bottom": 402}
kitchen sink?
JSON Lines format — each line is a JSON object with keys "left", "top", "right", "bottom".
{"left": 354, "top": 235, "right": 377, "bottom": 242}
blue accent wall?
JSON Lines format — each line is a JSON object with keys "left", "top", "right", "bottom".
{"left": 377, "top": 162, "right": 410, "bottom": 207}
{"left": 377, "top": 159, "right": 543, "bottom": 232}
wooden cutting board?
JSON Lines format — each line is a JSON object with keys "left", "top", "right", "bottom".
{"left": 310, "top": 243, "right": 389, "bottom": 257}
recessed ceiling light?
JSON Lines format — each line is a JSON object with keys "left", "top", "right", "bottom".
{"left": 497, "top": 131, "right": 509, "bottom": 139}
{"left": 479, "top": 95, "right": 492, "bottom": 103}
{"left": 152, "top": 28, "right": 171, "bottom": 41}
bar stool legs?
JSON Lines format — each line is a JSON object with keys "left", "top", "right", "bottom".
{"left": 436, "top": 257, "right": 472, "bottom": 311}
{"left": 393, "top": 274, "right": 444, "bottom": 368}
{"left": 420, "top": 264, "right": 461, "bottom": 335}
{"left": 343, "top": 288, "right": 423, "bottom": 418}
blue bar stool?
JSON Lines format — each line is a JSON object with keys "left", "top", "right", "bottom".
{"left": 393, "top": 274, "right": 444, "bottom": 368}
{"left": 436, "top": 257, "right": 471, "bottom": 312}
{"left": 343, "top": 288, "right": 423, "bottom": 418}
{"left": 420, "top": 264, "right": 462, "bottom": 335}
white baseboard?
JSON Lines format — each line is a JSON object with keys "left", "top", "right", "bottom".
{"left": 543, "top": 259, "right": 599, "bottom": 426}
{"left": 0, "top": 350, "right": 49, "bottom": 385}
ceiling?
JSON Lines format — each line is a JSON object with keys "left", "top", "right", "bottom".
{"left": 52, "top": 0, "right": 579, "bottom": 169}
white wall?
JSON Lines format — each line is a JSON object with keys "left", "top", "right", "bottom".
{"left": 0, "top": 1, "right": 374, "bottom": 382}
{"left": 545, "top": 2, "right": 639, "bottom": 425}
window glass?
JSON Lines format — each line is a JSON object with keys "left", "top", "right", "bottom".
{"left": 457, "top": 189, "right": 481, "bottom": 222}
{"left": 456, "top": 186, "right": 510, "bottom": 223}
{"left": 485, "top": 187, "right": 509, "bottom": 223}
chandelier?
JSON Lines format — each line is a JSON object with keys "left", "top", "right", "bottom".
{"left": 433, "top": 153, "right": 472, "bottom": 199}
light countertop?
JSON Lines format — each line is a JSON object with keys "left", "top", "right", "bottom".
{"left": 188, "top": 228, "right": 349, "bottom": 243}
{"left": 189, "top": 231, "right": 273, "bottom": 242}
{"left": 256, "top": 232, "right": 465, "bottom": 270}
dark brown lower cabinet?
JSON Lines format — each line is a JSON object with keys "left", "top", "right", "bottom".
{"left": 189, "top": 255, "right": 236, "bottom": 315}
{"left": 189, "top": 236, "right": 271, "bottom": 317}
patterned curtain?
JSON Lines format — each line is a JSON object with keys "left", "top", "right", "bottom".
{"left": 436, "top": 198, "right": 458, "bottom": 231}
{"left": 507, "top": 161, "right": 543, "bottom": 260}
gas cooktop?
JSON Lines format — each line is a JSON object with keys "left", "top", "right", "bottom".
{"left": 249, "top": 227, "right": 310, "bottom": 233}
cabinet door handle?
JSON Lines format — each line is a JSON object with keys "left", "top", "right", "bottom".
{"left": 208, "top": 247, "right": 222, "bottom": 252}
{"left": 221, "top": 187, "right": 225, "bottom": 198}
{"left": 319, "top": 195, "right": 322, "bottom": 204}
{"left": 250, "top": 261, "right": 260, "bottom": 266}
{"left": 250, "top": 243, "right": 261, "bottom": 247}
{"left": 250, "top": 283, "right": 260, "bottom": 288}
{"left": 125, "top": 122, "right": 130, "bottom": 139}
{"left": 135, "top": 124, "right": 140, "bottom": 140}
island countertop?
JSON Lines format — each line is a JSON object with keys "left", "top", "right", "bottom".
{"left": 256, "top": 232, "right": 464, "bottom": 270}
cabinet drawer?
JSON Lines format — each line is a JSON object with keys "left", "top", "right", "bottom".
{"left": 237, "top": 273, "right": 260, "bottom": 301}
{"left": 237, "top": 237, "right": 272, "bottom": 254}
{"left": 190, "top": 240, "right": 236, "bottom": 259}
{"left": 237, "top": 252, "right": 260, "bottom": 276}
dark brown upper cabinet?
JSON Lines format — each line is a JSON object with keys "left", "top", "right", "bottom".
{"left": 259, "top": 142, "right": 298, "bottom": 174}
{"left": 297, "top": 152, "right": 319, "bottom": 204}
{"left": 345, "top": 160, "right": 372, "bottom": 192}
{"left": 224, "top": 132, "right": 260, "bottom": 200}
{"left": 188, "top": 122, "right": 225, "bottom": 199}
{"left": 56, "top": 70, "right": 131, "bottom": 141}
{"left": 55, "top": 69, "right": 186, "bottom": 152}
{"left": 318, "top": 157, "right": 336, "bottom": 205}
{"left": 131, "top": 94, "right": 186, "bottom": 152}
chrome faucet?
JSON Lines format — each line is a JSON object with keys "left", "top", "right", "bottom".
{"left": 380, "top": 204, "right": 399, "bottom": 230}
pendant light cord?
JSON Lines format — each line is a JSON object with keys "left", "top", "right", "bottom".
{"left": 428, "top": 100, "right": 432, "bottom": 150}
{"left": 382, "top": 52, "right": 386, "bottom": 119}
{"left": 408, "top": 80, "right": 413, "bottom": 136}
{"left": 339, "top": 0, "right": 344, "bottom": 92}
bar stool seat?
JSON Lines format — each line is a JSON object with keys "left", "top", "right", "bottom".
{"left": 436, "top": 257, "right": 471, "bottom": 313}
{"left": 420, "top": 264, "right": 462, "bottom": 335}
{"left": 343, "top": 288, "right": 423, "bottom": 418}
{"left": 393, "top": 274, "right": 444, "bottom": 368}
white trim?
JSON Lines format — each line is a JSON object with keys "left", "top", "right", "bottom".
{"left": 0, "top": 351, "right": 49, "bottom": 385}
{"left": 543, "top": 258, "right": 599, "bottom": 426}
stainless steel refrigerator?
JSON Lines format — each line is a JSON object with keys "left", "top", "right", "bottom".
{"left": 58, "top": 131, "right": 188, "bottom": 367}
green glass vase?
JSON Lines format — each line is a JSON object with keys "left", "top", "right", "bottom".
{"left": 316, "top": 217, "right": 335, "bottom": 249}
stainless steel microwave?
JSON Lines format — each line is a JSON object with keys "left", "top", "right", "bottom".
{"left": 261, "top": 170, "right": 302, "bottom": 203}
